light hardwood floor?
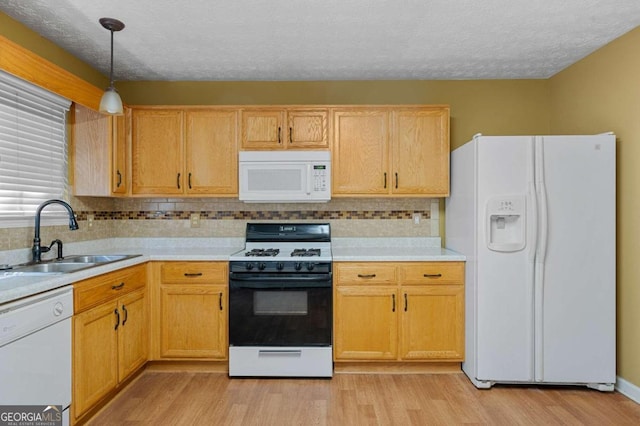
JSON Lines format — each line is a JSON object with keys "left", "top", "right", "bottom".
{"left": 87, "top": 371, "right": 640, "bottom": 425}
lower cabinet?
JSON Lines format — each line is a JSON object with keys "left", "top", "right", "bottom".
{"left": 156, "top": 262, "right": 228, "bottom": 359}
{"left": 333, "top": 261, "right": 464, "bottom": 362}
{"left": 72, "top": 265, "right": 147, "bottom": 421}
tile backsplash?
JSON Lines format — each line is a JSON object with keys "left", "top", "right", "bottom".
{"left": 0, "top": 197, "right": 440, "bottom": 251}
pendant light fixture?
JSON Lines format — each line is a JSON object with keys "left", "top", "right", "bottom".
{"left": 98, "top": 17, "right": 125, "bottom": 115}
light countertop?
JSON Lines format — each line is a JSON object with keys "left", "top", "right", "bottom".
{"left": 1, "top": 237, "right": 464, "bottom": 304}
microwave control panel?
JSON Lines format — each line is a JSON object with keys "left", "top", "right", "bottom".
{"left": 313, "top": 165, "right": 328, "bottom": 192}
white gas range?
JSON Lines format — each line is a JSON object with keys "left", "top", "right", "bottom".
{"left": 228, "top": 223, "right": 333, "bottom": 378}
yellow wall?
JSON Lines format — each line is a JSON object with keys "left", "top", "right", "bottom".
{"left": 550, "top": 26, "right": 640, "bottom": 388}
{"left": 0, "top": 13, "right": 106, "bottom": 88}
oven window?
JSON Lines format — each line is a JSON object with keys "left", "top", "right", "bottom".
{"left": 254, "top": 291, "right": 308, "bottom": 315}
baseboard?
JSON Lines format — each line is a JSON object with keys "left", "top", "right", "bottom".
{"left": 616, "top": 376, "right": 640, "bottom": 404}
{"left": 334, "top": 362, "right": 462, "bottom": 374}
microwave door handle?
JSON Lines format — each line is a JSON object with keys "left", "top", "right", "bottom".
{"left": 306, "top": 164, "right": 312, "bottom": 194}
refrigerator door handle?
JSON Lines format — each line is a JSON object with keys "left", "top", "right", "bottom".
{"left": 533, "top": 136, "right": 549, "bottom": 382}
{"left": 527, "top": 137, "right": 538, "bottom": 381}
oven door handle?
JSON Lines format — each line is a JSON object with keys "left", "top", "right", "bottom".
{"left": 229, "top": 274, "right": 332, "bottom": 282}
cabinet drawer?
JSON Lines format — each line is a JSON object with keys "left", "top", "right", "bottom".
{"left": 400, "top": 262, "right": 464, "bottom": 285}
{"left": 161, "top": 262, "right": 227, "bottom": 284}
{"left": 335, "top": 263, "right": 397, "bottom": 285}
{"left": 74, "top": 265, "right": 147, "bottom": 313}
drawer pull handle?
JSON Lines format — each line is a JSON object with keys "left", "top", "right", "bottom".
{"left": 114, "top": 308, "right": 120, "bottom": 330}
{"left": 357, "top": 274, "right": 376, "bottom": 278}
{"left": 404, "top": 293, "right": 408, "bottom": 311}
{"left": 184, "top": 272, "right": 203, "bottom": 277}
{"left": 423, "top": 273, "right": 442, "bottom": 278}
{"left": 392, "top": 294, "right": 396, "bottom": 312}
{"left": 112, "top": 282, "right": 125, "bottom": 290}
{"left": 122, "top": 304, "right": 128, "bottom": 326}
{"left": 219, "top": 292, "right": 223, "bottom": 310}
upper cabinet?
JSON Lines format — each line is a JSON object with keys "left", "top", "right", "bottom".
{"left": 332, "top": 106, "right": 449, "bottom": 197}
{"left": 185, "top": 110, "right": 238, "bottom": 195}
{"left": 73, "top": 104, "right": 448, "bottom": 199}
{"left": 131, "top": 108, "right": 238, "bottom": 196}
{"left": 241, "top": 108, "right": 328, "bottom": 150}
{"left": 72, "top": 103, "right": 128, "bottom": 196}
{"left": 332, "top": 109, "right": 389, "bottom": 195}
{"left": 391, "top": 108, "right": 450, "bottom": 195}
{"left": 131, "top": 109, "right": 184, "bottom": 195}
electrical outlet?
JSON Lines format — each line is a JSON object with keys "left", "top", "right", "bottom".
{"left": 190, "top": 213, "right": 200, "bottom": 228}
{"left": 87, "top": 214, "right": 94, "bottom": 229}
{"left": 413, "top": 213, "right": 421, "bottom": 225}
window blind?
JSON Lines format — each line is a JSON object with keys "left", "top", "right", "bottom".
{"left": 0, "top": 70, "right": 72, "bottom": 223}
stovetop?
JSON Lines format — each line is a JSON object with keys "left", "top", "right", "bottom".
{"left": 229, "top": 223, "right": 332, "bottom": 263}
{"left": 229, "top": 242, "right": 332, "bottom": 262}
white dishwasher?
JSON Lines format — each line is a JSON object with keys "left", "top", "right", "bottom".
{"left": 0, "top": 286, "right": 73, "bottom": 426}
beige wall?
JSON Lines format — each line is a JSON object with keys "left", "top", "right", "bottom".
{"left": 550, "top": 26, "right": 640, "bottom": 388}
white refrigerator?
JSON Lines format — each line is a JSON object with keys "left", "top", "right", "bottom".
{"left": 446, "top": 134, "right": 616, "bottom": 391}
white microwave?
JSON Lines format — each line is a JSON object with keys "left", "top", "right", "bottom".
{"left": 239, "top": 151, "right": 331, "bottom": 203}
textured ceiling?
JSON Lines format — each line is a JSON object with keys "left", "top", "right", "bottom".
{"left": 2, "top": 0, "right": 640, "bottom": 81}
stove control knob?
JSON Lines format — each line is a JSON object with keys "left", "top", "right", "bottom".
{"left": 245, "top": 263, "right": 254, "bottom": 271}
{"left": 306, "top": 263, "right": 315, "bottom": 271}
{"left": 258, "top": 262, "right": 267, "bottom": 271}
{"left": 294, "top": 262, "right": 302, "bottom": 271}
{"left": 276, "top": 262, "right": 284, "bottom": 270}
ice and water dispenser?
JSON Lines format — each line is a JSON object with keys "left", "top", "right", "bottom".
{"left": 486, "top": 196, "right": 525, "bottom": 252}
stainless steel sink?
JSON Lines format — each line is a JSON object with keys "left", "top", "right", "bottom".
{"left": 12, "top": 262, "right": 99, "bottom": 274}
{"left": 2, "top": 254, "right": 142, "bottom": 276}
{"left": 61, "top": 254, "right": 135, "bottom": 264}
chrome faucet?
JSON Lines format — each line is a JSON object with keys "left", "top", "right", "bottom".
{"left": 32, "top": 199, "right": 79, "bottom": 263}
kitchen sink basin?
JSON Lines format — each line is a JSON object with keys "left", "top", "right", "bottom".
{"left": 61, "top": 254, "right": 135, "bottom": 264}
{"left": 11, "top": 262, "right": 99, "bottom": 274}
{"left": 2, "top": 254, "right": 142, "bottom": 276}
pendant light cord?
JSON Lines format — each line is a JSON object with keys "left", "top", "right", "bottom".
{"left": 109, "top": 28, "right": 115, "bottom": 89}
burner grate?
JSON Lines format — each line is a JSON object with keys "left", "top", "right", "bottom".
{"left": 245, "top": 248, "right": 280, "bottom": 257}
{"left": 291, "top": 248, "right": 321, "bottom": 257}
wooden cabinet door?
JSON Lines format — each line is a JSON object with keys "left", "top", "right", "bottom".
{"left": 111, "top": 111, "right": 128, "bottom": 194}
{"left": 131, "top": 109, "right": 184, "bottom": 194}
{"left": 117, "top": 288, "right": 148, "bottom": 382}
{"left": 332, "top": 110, "right": 389, "bottom": 195}
{"left": 160, "top": 284, "right": 227, "bottom": 359}
{"left": 287, "top": 109, "right": 328, "bottom": 148}
{"left": 334, "top": 286, "right": 398, "bottom": 360}
{"left": 392, "top": 108, "right": 449, "bottom": 195}
{"left": 241, "top": 109, "right": 284, "bottom": 149}
{"left": 185, "top": 110, "right": 238, "bottom": 195}
{"left": 400, "top": 286, "right": 464, "bottom": 360}
{"left": 73, "top": 301, "right": 119, "bottom": 418}
{"left": 72, "top": 103, "right": 111, "bottom": 196}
